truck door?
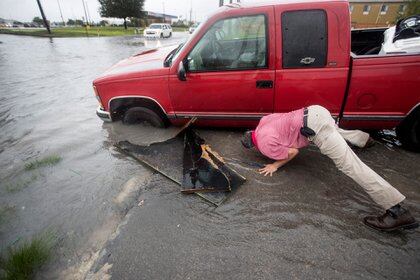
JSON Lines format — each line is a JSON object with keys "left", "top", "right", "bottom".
{"left": 274, "top": 5, "right": 350, "bottom": 116}
{"left": 169, "top": 8, "right": 275, "bottom": 120}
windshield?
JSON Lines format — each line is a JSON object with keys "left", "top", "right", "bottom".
{"left": 170, "top": 20, "right": 207, "bottom": 66}
{"left": 149, "top": 24, "right": 162, "bottom": 29}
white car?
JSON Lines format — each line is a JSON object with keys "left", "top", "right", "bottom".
{"left": 143, "top": 23, "right": 172, "bottom": 39}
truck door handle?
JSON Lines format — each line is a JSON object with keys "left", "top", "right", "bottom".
{"left": 256, "top": 80, "right": 273, "bottom": 89}
{"left": 300, "top": 57, "right": 315, "bottom": 65}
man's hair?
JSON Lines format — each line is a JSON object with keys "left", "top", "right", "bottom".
{"left": 241, "top": 131, "right": 254, "bottom": 149}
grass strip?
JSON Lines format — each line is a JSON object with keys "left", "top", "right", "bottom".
{"left": 0, "top": 27, "right": 187, "bottom": 38}
{"left": 0, "top": 233, "right": 55, "bottom": 280}
{"left": 24, "top": 155, "right": 61, "bottom": 171}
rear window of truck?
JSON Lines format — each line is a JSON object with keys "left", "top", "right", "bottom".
{"left": 281, "top": 10, "right": 327, "bottom": 68}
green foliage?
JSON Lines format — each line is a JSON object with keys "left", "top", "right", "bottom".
{"left": 405, "top": 0, "right": 420, "bottom": 16}
{"left": 396, "top": 0, "right": 420, "bottom": 22}
{"left": 4, "top": 174, "right": 37, "bottom": 193}
{"left": 0, "top": 26, "right": 142, "bottom": 37}
{"left": 99, "top": 0, "right": 145, "bottom": 29}
{"left": 24, "top": 155, "right": 62, "bottom": 171}
{"left": 32, "top": 17, "right": 43, "bottom": 25}
{"left": 0, "top": 233, "right": 55, "bottom": 280}
{"left": 99, "top": 20, "right": 109, "bottom": 26}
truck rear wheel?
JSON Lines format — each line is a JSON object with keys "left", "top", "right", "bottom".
{"left": 123, "top": 107, "right": 166, "bottom": 128}
{"left": 396, "top": 109, "right": 420, "bottom": 152}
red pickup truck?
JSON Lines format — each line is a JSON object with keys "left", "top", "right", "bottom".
{"left": 93, "top": 0, "right": 420, "bottom": 151}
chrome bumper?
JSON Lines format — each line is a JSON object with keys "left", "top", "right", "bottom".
{"left": 96, "top": 106, "right": 112, "bottom": 122}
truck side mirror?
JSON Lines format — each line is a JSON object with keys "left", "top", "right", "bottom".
{"left": 177, "top": 60, "right": 187, "bottom": 81}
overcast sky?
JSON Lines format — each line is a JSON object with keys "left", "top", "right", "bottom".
{"left": 0, "top": 0, "right": 254, "bottom": 23}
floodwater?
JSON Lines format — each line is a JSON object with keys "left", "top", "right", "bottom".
{"left": 1, "top": 33, "right": 420, "bottom": 280}
{"left": 0, "top": 33, "right": 188, "bottom": 277}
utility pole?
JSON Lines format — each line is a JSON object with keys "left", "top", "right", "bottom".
{"left": 85, "top": 1, "right": 92, "bottom": 25}
{"left": 36, "top": 0, "right": 51, "bottom": 34}
{"left": 162, "top": 2, "right": 165, "bottom": 23}
{"left": 81, "top": 0, "right": 89, "bottom": 35}
{"left": 189, "top": 0, "right": 192, "bottom": 24}
{"left": 57, "top": 0, "right": 65, "bottom": 26}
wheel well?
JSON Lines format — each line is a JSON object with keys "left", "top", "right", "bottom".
{"left": 400, "top": 103, "right": 420, "bottom": 127}
{"left": 109, "top": 97, "right": 169, "bottom": 124}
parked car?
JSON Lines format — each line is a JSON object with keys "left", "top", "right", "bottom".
{"left": 143, "top": 23, "right": 172, "bottom": 38}
{"left": 189, "top": 22, "right": 200, "bottom": 34}
{"left": 93, "top": 0, "right": 420, "bottom": 151}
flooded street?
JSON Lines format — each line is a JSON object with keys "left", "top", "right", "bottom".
{"left": 0, "top": 33, "right": 188, "bottom": 277}
{"left": 1, "top": 33, "right": 420, "bottom": 279}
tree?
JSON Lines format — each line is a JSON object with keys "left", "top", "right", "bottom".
{"left": 32, "top": 16, "right": 43, "bottom": 25}
{"left": 99, "top": 20, "right": 109, "bottom": 26}
{"left": 395, "top": 0, "right": 420, "bottom": 22}
{"left": 98, "top": 0, "right": 144, "bottom": 29}
{"left": 67, "top": 19, "right": 75, "bottom": 26}
{"left": 404, "top": 0, "right": 420, "bottom": 16}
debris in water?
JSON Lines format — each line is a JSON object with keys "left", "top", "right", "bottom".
{"left": 114, "top": 124, "right": 245, "bottom": 206}
{"left": 372, "top": 129, "right": 402, "bottom": 149}
{"left": 182, "top": 129, "right": 245, "bottom": 194}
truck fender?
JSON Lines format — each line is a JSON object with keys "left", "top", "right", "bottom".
{"left": 108, "top": 96, "right": 169, "bottom": 124}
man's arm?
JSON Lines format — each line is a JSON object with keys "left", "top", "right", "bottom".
{"left": 258, "top": 148, "right": 299, "bottom": 176}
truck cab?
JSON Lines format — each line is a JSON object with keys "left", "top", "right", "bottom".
{"left": 93, "top": 0, "right": 420, "bottom": 151}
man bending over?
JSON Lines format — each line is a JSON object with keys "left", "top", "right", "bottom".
{"left": 241, "top": 105, "right": 418, "bottom": 232}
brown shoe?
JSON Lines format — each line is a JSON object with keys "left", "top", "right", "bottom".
{"left": 364, "top": 137, "right": 376, "bottom": 148}
{"left": 364, "top": 206, "right": 418, "bottom": 232}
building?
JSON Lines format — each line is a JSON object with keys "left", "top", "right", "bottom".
{"left": 144, "top": 11, "right": 178, "bottom": 24}
{"left": 349, "top": 0, "right": 408, "bottom": 28}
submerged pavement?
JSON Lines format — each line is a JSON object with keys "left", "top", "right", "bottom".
{"left": 91, "top": 129, "right": 420, "bottom": 280}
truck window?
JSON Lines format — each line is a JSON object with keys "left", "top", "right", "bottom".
{"left": 281, "top": 10, "right": 327, "bottom": 69}
{"left": 187, "top": 14, "right": 267, "bottom": 72}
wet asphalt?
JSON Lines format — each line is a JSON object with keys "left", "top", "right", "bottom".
{"left": 0, "top": 33, "right": 419, "bottom": 279}
{"left": 93, "top": 129, "right": 420, "bottom": 280}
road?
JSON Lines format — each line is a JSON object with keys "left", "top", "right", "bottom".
{"left": 90, "top": 129, "right": 420, "bottom": 280}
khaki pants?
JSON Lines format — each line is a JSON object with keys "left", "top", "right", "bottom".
{"left": 307, "top": 105, "right": 405, "bottom": 210}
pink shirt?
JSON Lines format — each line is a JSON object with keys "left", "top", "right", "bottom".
{"left": 254, "top": 108, "right": 309, "bottom": 160}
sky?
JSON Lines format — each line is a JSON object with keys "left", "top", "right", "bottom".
{"left": 0, "top": 0, "right": 252, "bottom": 23}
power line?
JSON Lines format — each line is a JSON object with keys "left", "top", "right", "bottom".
{"left": 56, "top": 0, "right": 65, "bottom": 26}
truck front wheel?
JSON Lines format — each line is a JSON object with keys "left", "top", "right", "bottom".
{"left": 396, "top": 109, "right": 420, "bottom": 152}
{"left": 123, "top": 107, "right": 166, "bottom": 128}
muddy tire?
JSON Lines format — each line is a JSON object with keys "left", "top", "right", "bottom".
{"left": 396, "top": 109, "right": 420, "bottom": 152}
{"left": 123, "top": 107, "right": 166, "bottom": 128}
{"left": 169, "top": 32, "right": 172, "bottom": 38}
{"left": 160, "top": 33, "right": 163, "bottom": 38}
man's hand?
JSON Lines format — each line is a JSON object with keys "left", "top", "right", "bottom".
{"left": 259, "top": 164, "right": 278, "bottom": 177}
{"left": 257, "top": 148, "right": 299, "bottom": 177}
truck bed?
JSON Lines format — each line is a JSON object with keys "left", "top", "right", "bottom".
{"left": 351, "top": 28, "right": 387, "bottom": 55}
{"left": 341, "top": 53, "right": 420, "bottom": 129}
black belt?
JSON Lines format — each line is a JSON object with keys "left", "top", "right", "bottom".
{"left": 303, "top": 107, "right": 309, "bottom": 128}
{"left": 300, "top": 107, "right": 316, "bottom": 137}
